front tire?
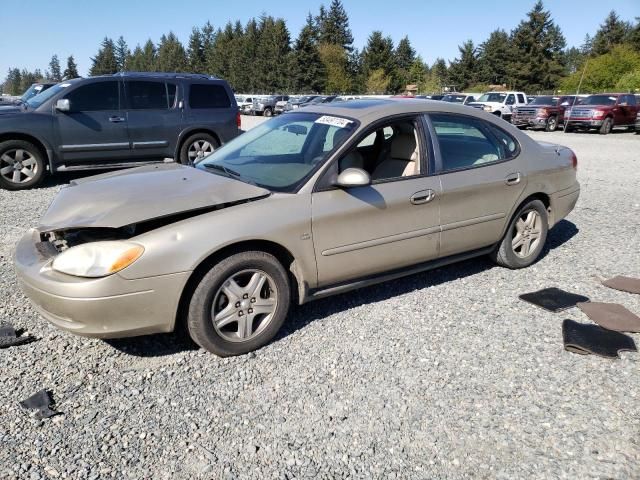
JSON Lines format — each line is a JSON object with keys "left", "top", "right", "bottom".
{"left": 179, "top": 133, "right": 219, "bottom": 166}
{"left": 187, "top": 251, "right": 290, "bottom": 357}
{"left": 599, "top": 117, "right": 613, "bottom": 135}
{"left": 491, "top": 199, "right": 548, "bottom": 269}
{"left": 0, "top": 140, "right": 45, "bottom": 190}
{"left": 545, "top": 116, "right": 558, "bottom": 132}
{"left": 263, "top": 108, "right": 273, "bottom": 117}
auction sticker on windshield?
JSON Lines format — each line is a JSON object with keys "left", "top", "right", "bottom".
{"left": 315, "top": 115, "right": 353, "bottom": 128}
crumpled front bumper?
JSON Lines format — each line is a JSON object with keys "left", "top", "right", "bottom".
{"left": 14, "top": 229, "right": 189, "bottom": 338}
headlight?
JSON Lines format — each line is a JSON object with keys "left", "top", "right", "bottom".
{"left": 483, "top": 105, "right": 492, "bottom": 111}
{"left": 51, "top": 241, "right": 144, "bottom": 278}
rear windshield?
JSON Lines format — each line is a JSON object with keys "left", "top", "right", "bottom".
{"left": 189, "top": 84, "right": 231, "bottom": 109}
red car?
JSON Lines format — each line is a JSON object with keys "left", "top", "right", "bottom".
{"left": 511, "top": 95, "right": 582, "bottom": 132}
{"left": 565, "top": 93, "right": 639, "bottom": 135}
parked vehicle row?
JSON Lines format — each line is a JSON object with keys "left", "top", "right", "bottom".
{"left": 0, "top": 72, "right": 241, "bottom": 190}
{"left": 511, "top": 95, "right": 583, "bottom": 132}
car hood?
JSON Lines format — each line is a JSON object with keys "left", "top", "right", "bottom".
{"left": 39, "top": 163, "right": 271, "bottom": 230}
{"left": 0, "top": 104, "right": 23, "bottom": 114}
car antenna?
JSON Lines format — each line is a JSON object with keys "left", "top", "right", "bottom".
{"left": 563, "top": 60, "right": 589, "bottom": 133}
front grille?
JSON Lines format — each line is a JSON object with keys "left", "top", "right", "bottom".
{"left": 516, "top": 107, "right": 538, "bottom": 116}
{"left": 568, "top": 108, "right": 593, "bottom": 118}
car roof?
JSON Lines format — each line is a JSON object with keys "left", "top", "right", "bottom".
{"left": 300, "top": 98, "right": 485, "bottom": 122}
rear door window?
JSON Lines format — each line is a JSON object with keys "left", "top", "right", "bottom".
{"left": 189, "top": 84, "right": 231, "bottom": 109}
{"left": 65, "top": 81, "right": 120, "bottom": 111}
{"left": 517, "top": 94, "right": 525, "bottom": 103}
{"left": 127, "top": 81, "right": 176, "bottom": 109}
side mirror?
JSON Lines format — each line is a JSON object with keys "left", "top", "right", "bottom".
{"left": 335, "top": 168, "right": 371, "bottom": 188}
{"left": 55, "top": 99, "right": 70, "bottom": 112}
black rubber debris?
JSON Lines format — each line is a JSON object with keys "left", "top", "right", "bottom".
{"left": 19, "top": 389, "right": 60, "bottom": 419}
{"left": 577, "top": 302, "right": 640, "bottom": 333}
{"left": 0, "top": 323, "right": 36, "bottom": 349}
{"left": 602, "top": 276, "right": 640, "bottom": 295}
{"left": 562, "top": 319, "right": 637, "bottom": 359}
{"left": 519, "top": 287, "right": 590, "bottom": 312}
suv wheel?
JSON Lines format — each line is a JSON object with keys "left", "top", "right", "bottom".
{"left": 599, "top": 117, "right": 613, "bottom": 135}
{"left": 0, "top": 140, "right": 45, "bottom": 190}
{"left": 180, "top": 133, "right": 219, "bottom": 166}
{"left": 545, "top": 116, "right": 558, "bottom": 132}
{"left": 491, "top": 199, "right": 548, "bottom": 269}
{"left": 187, "top": 251, "right": 290, "bottom": 357}
{"left": 263, "top": 108, "right": 273, "bottom": 117}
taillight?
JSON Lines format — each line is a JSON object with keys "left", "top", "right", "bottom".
{"left": 236, "top": 110, "right": 241, "bottom": 129}
{"left": 570, "top": 149, "right": 577, "bottom": 170}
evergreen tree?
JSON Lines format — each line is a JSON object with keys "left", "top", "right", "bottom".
{"left": 90, "top": 37, "right": 118, "bottom": 75}
{"left": 254, "top": 17, "right": 291, "bottom": 92}
{"left": 209, "top": 23, "right": 235, "bottom": 82}
{"left": 63, "top": 55, "right": 79, "bottom": 79}
{"left": 236, "top": 19, "right": 260, "bottom": 91}
{"left": 292, "top": 14, "right": 326, "bottom": 93}
{"left": 627, "top": 18, "right": 640, "bottom": 52}
{"left": 447, "top": 40, "right": 478, "bottom": 90}
{"left": 476, "top": 29, "right": 512, "bottom": 86}
{"left": 564, "top": 47, "right": 584, "bottom": 75}
{"left": 318, "top": 43, "right": 350, "bottom": 93}
{"left": 391, "top": 36, "right": 416, "bottom": 92}
{"left": 4, "top": 68, "right": 22, "bottom": 95}
{"left": 115, "top": 36, "right": 130, "bottom": 71}
{"left": 156, "top": 32, "right": 188, "bottom": 72}
{"left": 347, "top": 47, "right": 365, "bottom": 93}
{"left": 362, "top": 31, "right": 395, "bottom": 78}
{"left": 48, "top": 55, "right": 62, "bottom": 81}
{"left": 592, "top": 11, "right": 631, "bottom": 56}
{"left": 366, "top": 68, "right": 390, "bottom": 93}
{"left": 319, "top": 0, "right": 353, "bottom": 51}
{"left": 129, "top": 40, "right": 158, "bottom": 71}
{"left": 509, "top": 1, "right": 566, "bottom": 91}
{"left": 408, "top": 57, "right": 428, "bottom": 90}
{"left": 187, "top": 27, "right": 206, "bottom": 73}
{"left": 431, "top": 58, "right": 449, "bottom": 91}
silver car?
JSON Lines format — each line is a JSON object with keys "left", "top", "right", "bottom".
{"left": 14, "top": 99, "right": 580, "bottom": 356}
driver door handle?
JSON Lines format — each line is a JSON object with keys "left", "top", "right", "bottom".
{"left": 410, "top": 189, "right": 435, "bottom": 205}
{"left": 505, "top": 173, "right": 521, "bottom": 186}
{"left": 109, "top": 116, "right": 126, "bottom": 123}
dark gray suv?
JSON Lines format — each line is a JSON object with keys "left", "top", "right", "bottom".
{"left": 0, "top": 72, "right": 240, "bottom": 189}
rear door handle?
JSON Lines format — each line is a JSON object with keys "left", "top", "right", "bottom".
{"left": 505, "top": 173, "right": 521, "bottom": 186}
{"left": 410, "top": 189, "right": 435, "bottom": 205}
{"left": 109, "top": 116, "right": 126, "bottom": 123}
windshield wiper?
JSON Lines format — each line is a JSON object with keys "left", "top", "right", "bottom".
{"left": 201, "top": 163, "right": 256, "bottom": 186}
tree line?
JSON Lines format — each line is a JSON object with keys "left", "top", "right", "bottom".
{"left": 2, "top": 1, "right": 640, "bottom": 96}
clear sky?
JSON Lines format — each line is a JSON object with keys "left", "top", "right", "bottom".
{"left": 0, "top": 0, "right": 638, "bottom": 79}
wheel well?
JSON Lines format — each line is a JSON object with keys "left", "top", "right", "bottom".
{"left": 176, "top": 129, "right": 221, "bottom": 159}
{"left": 0, "top": 133, "right": 50, "bottom": 169}
{"left": 492, "top": 111, "right": 501, "bottom": 116}
{"left": 520, "top": 192, "right": 551, "bottom": 222}
{"left": 174, "top": 240, "right": 298, "bottom": 334}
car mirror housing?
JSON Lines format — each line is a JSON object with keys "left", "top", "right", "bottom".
{"left": 335, "top": 168, "right": 371, "bottom": 188}
{"left": 55, "top": 99, "right": 71, "bottom": 112}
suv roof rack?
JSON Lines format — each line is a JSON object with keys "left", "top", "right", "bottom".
{"left": 112, "top": 72, "right": 220, "bottom": 80}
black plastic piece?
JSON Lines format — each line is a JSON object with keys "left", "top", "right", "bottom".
{"left": 562, "top": 319, "right": 637, "bottom": 358}
{"left": 519, "top": 287, "right": 590, "bottom": 312}
{"left": 0, "top": 322, "right": 36, "bottom": 349}
{"left": 19, "top": 389, "right": 60, "bottom": 419}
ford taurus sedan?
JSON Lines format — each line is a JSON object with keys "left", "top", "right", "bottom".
{"left": 14, "top": 99, "right": 580, "bottom": 356}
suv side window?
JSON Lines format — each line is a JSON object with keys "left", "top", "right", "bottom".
{"left": 505, "top": 94, "right": 515, "bottom": 105}
{"left": 517, "top": 94, "right": 525, "bottom": 103}
{"left": 189, "top": 84, "right": 231, "bottom": 109}
{"left": 431, "top": 113, "right": 516, "bottom": 171}
{"left": 127, "top": 81, "right": 176, "bottom": 109}
{"left": 65, "top": 81, "right": 120, "bottom": 111}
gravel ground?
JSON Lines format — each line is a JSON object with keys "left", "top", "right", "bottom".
{"left": 1, "top": 127, "right": 639, "bottom": 479}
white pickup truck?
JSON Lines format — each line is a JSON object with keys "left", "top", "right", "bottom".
{"left": 467, "top": 91, "right": 528, "bottom": 121}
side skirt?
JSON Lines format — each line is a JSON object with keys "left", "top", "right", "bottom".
{"left": 304, "top": 245, "right": 495, "bottom": 303}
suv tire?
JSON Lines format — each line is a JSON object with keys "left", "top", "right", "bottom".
{"left": 599, "top": 117, "right": 613, "bottom": 135}
{"left": 179, "top": 133, "right": 220, "bottom": 166}
{"left": 0, "top": 140, "right": 45, "bottom": 190}
{"left": 187, "top": 251, "right": 290, "bottom": 357}
{"left": 263, "top": 107, "right": 273, "bottom": 117}
{"left": 491, "top": 199, "right": 548, "bottom": 269}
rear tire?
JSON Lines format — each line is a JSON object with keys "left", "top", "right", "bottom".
{"left": 179, "top": 133, "right": 219, "bottom": 166}
{"left": 0, "top": 139, "right": 45, "bottom": 190}
{"left": 187, "top": 251, "right": 290, "bottom": 357}
{"left": 491, "top": 199, "right": 548, "bottom": 269}
{"left": 599, "top": 117, "right": 613, "bottom": 135}
{"left": 263, "top": 108, "right": 273, "bottom": 117}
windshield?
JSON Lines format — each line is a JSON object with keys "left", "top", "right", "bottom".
{"left": 477, "top": 93, "right": 506, "bottom": 103}
{"left": 25, "top": 82, "right": 69, "bottom": 108}
{"left": 581, "top": 95, "right": 617, "bottom": 106}
{"left": 20, "top": 84, "right": 45, "bottom": 102}
{"left": 530, "top": 96, "right": 558, "bottom": 106}
{"left": 442, "top": 94, "right": 466, "bottom": 103}
{"left": 197, "top": 112, "right": 357, "bottom": 192}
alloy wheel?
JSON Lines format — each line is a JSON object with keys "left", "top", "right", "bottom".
{"left": 0, "top": 149, "right": 38, "bottom": 185}
{"left": 211, "top": 269, "right": 278, "bottom": 343}
{"left": 512, "top": 210, "right": 542, "bottom": 258}
{"left": 187, "top": 140, "right": 215, "bottom": 164}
